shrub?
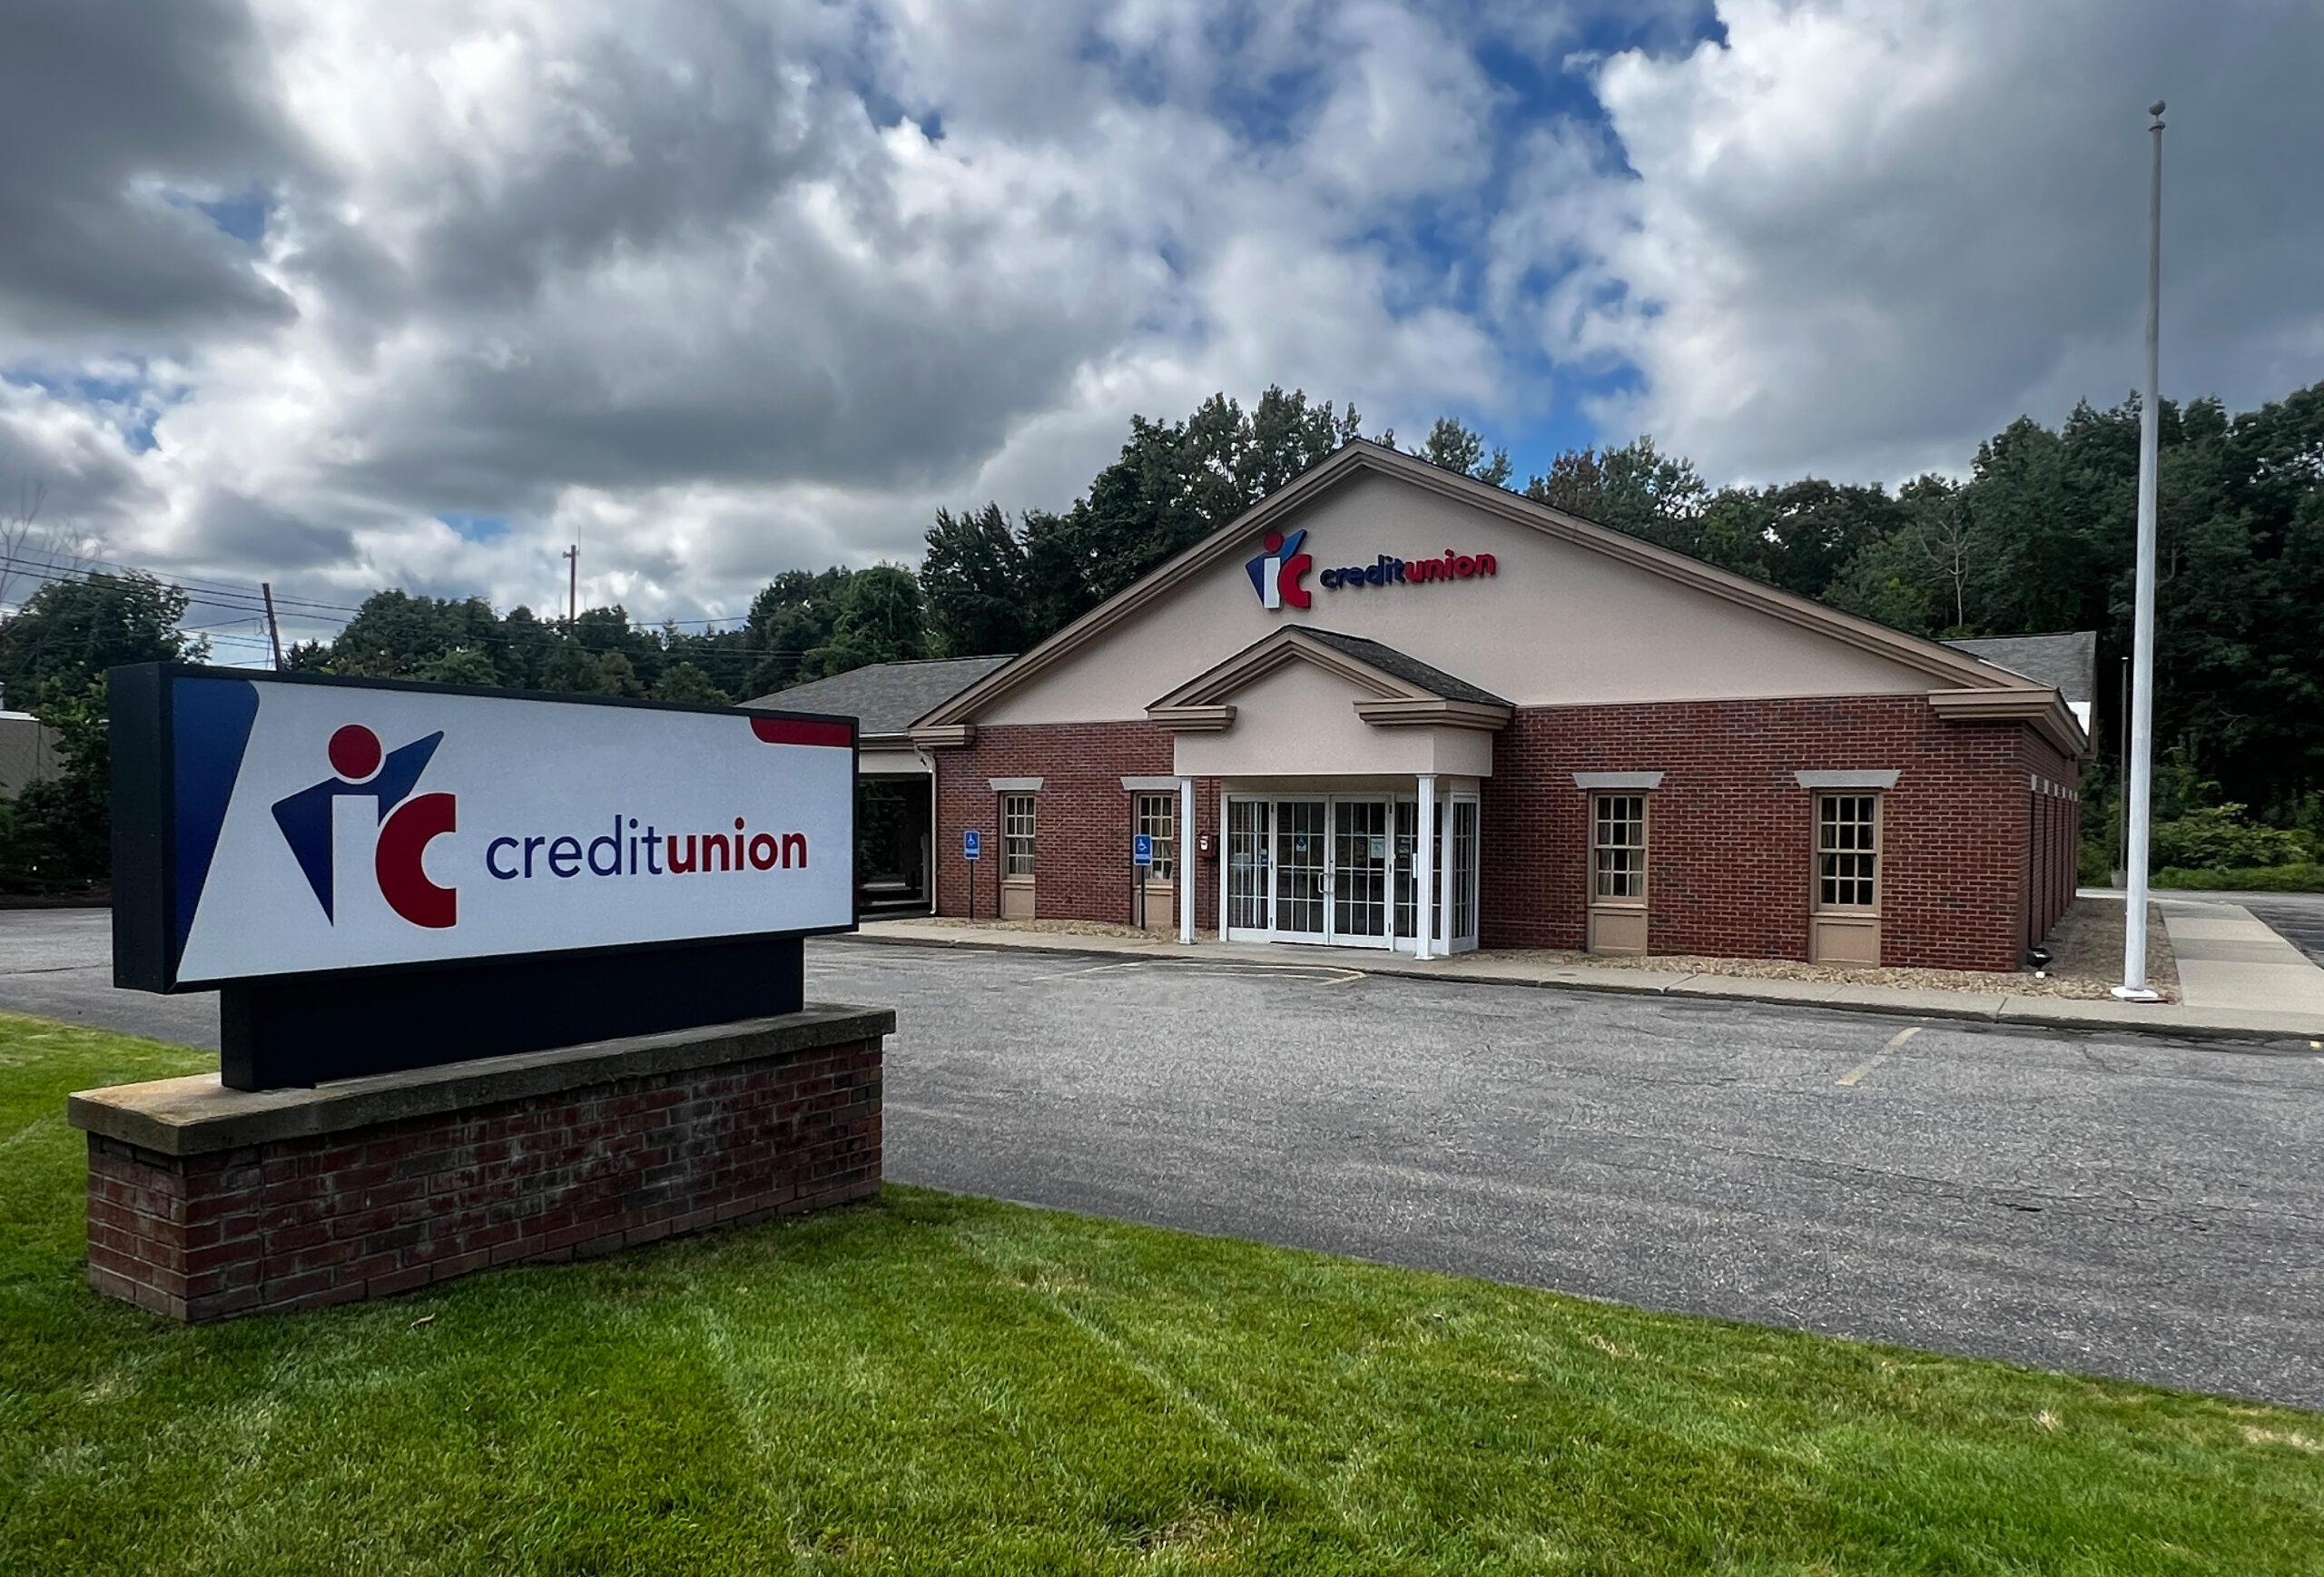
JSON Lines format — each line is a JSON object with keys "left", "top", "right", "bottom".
{"left": 2153, "top": 863, "right": 2324, "bottom": 892}
{"left": 2078, "top": 840, "right": 2115, "bottom": 884}
{"left": 2149, "top": 803, "right": 2310, "bottom": 872}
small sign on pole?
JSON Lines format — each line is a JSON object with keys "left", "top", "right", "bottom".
{"left": 1133, "top": 833, "right": 1152, "bottom": 867}
{"left": 963, "top": 829, "right": 981, "bottom": 862}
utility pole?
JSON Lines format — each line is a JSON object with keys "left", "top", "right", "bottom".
{"left": 261, "top": 582, "right": 285, "bottom": 670}
{"left": 2116, "top": 101, "right": 2166, "bottom": 1002}
{"left": 561, "top": 544, "right": 579, "bottom": 626}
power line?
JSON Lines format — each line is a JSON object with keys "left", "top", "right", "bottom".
{"left": 0, "top": 544, "right": 867, "bottom": 664}
{"left": 0, "top": 543, "right": 364, "bottom": 615}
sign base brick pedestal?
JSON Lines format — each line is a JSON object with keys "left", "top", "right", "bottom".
{"left": 67, "top": 1005, "right": 891, "bottom": 1322}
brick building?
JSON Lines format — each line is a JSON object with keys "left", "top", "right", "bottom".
{"left": 901, "top": 442, "right": 2087, "bottom": 971}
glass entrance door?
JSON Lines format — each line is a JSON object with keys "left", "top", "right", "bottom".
{"left": 1273, "top": 801, "right": 1327, "bottom": 939}
{"left": 1222, "top": 792, "right": 1474, "bottom": 951}
{"left": 1226, "top": 799, "right": 1269, "bottom": 931}
{"left": 1332, "top": 800, "right": 1389, "bottom": 940}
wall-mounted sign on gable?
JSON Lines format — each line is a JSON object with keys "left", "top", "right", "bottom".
{"left": 1247, "top": 528, "right": 1498, "bottom": 611}
{"left": 1246, "top": 529, "right": 1313, "bottom": 610}
{"left": 1318, "top": 550, "right": 1498, "bottom": 590}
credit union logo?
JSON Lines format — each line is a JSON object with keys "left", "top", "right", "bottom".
{"left": 1246, "top": 528, "right": 1312, "bottom": 610}
{"left": 1248, "top": 527, "right": 1500, "bottom": 613}
{"left": 271, "top": 724, "right": 458, "bottom": 930}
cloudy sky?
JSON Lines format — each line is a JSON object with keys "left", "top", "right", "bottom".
{"left": 3, "top": 0, "right": 2319, "bottom": 655}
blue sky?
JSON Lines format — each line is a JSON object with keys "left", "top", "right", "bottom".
{"left": 0, "top": 0, "right": 2318, "bottom": 640}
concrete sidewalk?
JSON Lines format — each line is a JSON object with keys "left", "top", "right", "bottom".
{"left": 2156, "top": 896, "right": 2324, "bottom": 1016}
{"left": 845, "top": 917, "right": 2324, "bottom": 1045}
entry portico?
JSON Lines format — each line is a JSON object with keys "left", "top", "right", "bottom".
{"left": 911, "top": 441, "right": 2090, "bottom": 972}
{"left": 1150, "top": 626, "right": 1508, "bottom": 956}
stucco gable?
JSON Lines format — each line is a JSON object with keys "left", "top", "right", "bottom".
{"left": 927, "top": 443, "right": 2061, "bottom": 733}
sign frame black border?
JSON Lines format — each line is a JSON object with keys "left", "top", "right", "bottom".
{"left": 112, "top": 662, "right": 860, "bottom": 995}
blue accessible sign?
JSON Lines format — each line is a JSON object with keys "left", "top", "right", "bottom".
{"left": 963, "top": 829, "right": 981, "bottom": 861}
{"left": 1133, "top": 833, "right": 1153, "bottom": 866}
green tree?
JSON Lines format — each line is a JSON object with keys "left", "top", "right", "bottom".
{"left": 1526, "top": 438, "right": 1709, "bottom": 547}
{"left": 740, "top": 568, "right": 853, "bottom": 696}
{"left": 0, "top": 571, "right": 197, "bottom": 712}
{"left": 0, "top": 678, "right": 111, "bottom": 892}
{"left": 538, "top": 641, "right": 606, "bottom": 694}
{"left": 1416, "top": 418, "right": 1512, "bottom": 488}
{"left": 651, "top": 662, "right": 728, "bottom": 705}
{"left": 926, "top": 387, "right": 1364, "bottom": 654}
{"left": 415, "top": 646, "right": 500, "bottom": 686}
{"left": 808, "top": 566, "right": 928, "bottom": 678}
{"left": 921, "top": 504, "right": 1038, "bottom": 658}
{"left": 319, "top": 591, "right": 506, "bottom": 681}
{"left": 0, "top": 572, "right": 201, "bottom": 892}
{"left": 591, "top": 651, "right": 646, "bottom": 697}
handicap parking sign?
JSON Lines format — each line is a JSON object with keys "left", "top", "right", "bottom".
{"left": 1134, "top": 833, "right": 1153, "bottom": 866}
{"left": 963, "top": 829, "right": 981, "bottom": 861}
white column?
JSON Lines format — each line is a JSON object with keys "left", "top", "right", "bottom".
{"left": 1413, "top": 775, "right": 1436, "bottom": 960}
{"left": 1177, "top": 775, "right": 1196, "bottom": 945}
{"left": 1437, "top": 791, "right": 1456, "bottom": 954}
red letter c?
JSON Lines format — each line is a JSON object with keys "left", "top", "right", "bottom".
{"left": 1281, "top": 552, "right": 1313, "bottom": 610}
{"left": 377, "top": 792, "right": 458, "bottom": 929}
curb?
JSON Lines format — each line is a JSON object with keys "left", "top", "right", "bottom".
{"left": 829, "top": 930, "right": 2323, "bottom": 1050}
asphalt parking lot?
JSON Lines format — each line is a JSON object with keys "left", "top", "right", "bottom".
{"left": 810, "top": 941, "right": 2324, "bottom": 1411}
{"left": 2228, "top": 893, "right": 2324, "bottom": 968}
{"left": 5, "top": 910, "right": 2319, "bottom": 1409}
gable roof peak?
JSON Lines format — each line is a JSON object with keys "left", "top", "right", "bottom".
{"left": 920, "top": 439, "right": 2052, "bottom": 728}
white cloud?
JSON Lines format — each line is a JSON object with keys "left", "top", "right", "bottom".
{"left": 1549, "top": 0, "right": 2324, "bottom": 482}
{"left": 3, "top": 0, "right": 1556, "bottom": 635}
{"left": 0, "top": 0, "right": 2315, "bottom": 647}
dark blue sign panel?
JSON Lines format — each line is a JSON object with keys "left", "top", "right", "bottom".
{"left": 963, "top": 829, "right": 981, "bottom": 861}
{"left": 1133, "top": 833, "right": 1153, "bottom": 866}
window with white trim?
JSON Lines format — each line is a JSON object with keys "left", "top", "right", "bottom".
{"left": 1817, "top": 794, "right": 1878, "bottom": 908}
{"left": 1002, "top": 793, "right": 1036, "bottom": 876}
{"left": 1134, "top": 793, "right": 1176, "bottom": 879}
{"left": 1592, "top": 793, "right": 1647, "bottom": 901}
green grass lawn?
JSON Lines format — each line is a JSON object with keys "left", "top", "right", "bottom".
{"left": 2, "top": 1014, "right": 2320, "bottom": 1575}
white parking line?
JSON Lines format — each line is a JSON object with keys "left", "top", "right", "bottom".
{"left": 1014, "top": 961, "right": 1151, "bottom": 985}
{"left": 1837, "top": 1026, "right": 1921, "bottom": 1087}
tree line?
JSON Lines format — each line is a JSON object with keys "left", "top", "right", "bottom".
{"left": 0, "top": 376, "right": 2317, "bottom": 892}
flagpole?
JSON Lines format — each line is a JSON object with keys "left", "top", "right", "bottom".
{"left": 2115, "top": 101, "right": 2166, "bottom": 1003}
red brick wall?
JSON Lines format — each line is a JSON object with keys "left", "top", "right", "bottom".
{"left": 933, "top": 724, "right": 1222, "bottom": 931}
{"left": 2019, "top": 728, "right": 2083, "bottom": 951}
{"left": 927, "top": 697, "right": 2072, "bottom": 972}
{"left": 86, "top": 1037, "right": 881, "bottom": 1323}
{"left": 1482, "top": 695, "right": 2041, "bottom": 971}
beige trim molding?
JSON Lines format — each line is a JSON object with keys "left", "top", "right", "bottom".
{"left": 1573, "top": 771, "right": 1666, "bottom": 791}
{"left": 920, "top": 441, "right": 2044, "bottom": 729}
{"left": 1795, "top": 769, "right": 1900, "bottom": 791}
{"left": 1152, "top": 626, "right": 1403, "bottom": 709}
{"left": 908, "top": 724, "right": 976, "bottom": 749}
{"left": 1147, "top": 705, "right": 1236, "bottom": 733}
{"left": 1926, "top": 687, "right": 2091, "bottom": 758}
{"left": 1352, "top": 697, "right": 1513, "bottom": 730}
{"left": 1119, "top": 774, "right": 1184, "bottom": 791}
{"left": 1147, "top": 626, "right": 1512, "bottom": 735}
{"left": 988, "top": 777, "right": 1044, "bottom": 792}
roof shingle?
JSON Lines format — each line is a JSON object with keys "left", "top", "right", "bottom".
{"left": 745, "top": 655, "right": 1014, "bottom": 737}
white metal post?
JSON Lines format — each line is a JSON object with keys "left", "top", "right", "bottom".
{"left": 1413, "top": 775, "right": 1437, "bottom": 960}
{"left": 2117, "top": 100, "right": 2166, "bottom": 1002}
{"left": 1436, "top": 789, "right": 1455, "bottom": 956}
{"left": 1177, "top": 775, "right": 1196, "bottom": 945}
{"left": 1216, "top": 793, "right": 1232, "bottom": 939}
